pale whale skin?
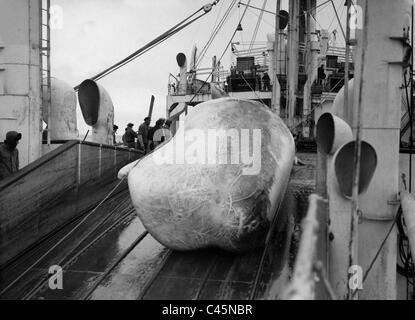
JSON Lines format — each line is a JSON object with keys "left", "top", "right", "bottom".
{"left": 124, "top": 98, "right": 295, "bottom": 252}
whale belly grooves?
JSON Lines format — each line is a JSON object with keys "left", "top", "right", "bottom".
{"left": 125, "top": 98, "right": 295, "bottom": 252}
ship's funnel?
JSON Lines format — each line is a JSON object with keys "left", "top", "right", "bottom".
{"left": 333, "top": 141, "right": 377, "bottom": 198}
{"left": 78, "top": 79, "right": 114, "bottom": 145}
{"left": 316, "top": 112, "right": 353, "bottom": 155}
{"left": 42, "top": 77, "right": 77, "bottom": 140}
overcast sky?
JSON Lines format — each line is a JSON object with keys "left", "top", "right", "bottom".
{"left": 50, "top": 0, "right": 346, "bottom": 135}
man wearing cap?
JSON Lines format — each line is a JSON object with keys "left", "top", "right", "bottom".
{"left": 138, "top": 117, "right": 151, "bottom": 153}
{"left": 124, "top": 123, "right": 138, "bottom": 149}
{"left": 0, "top": 131, "right": 22, "bottom": 180}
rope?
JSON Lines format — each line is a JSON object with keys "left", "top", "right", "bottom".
{"left": 298, "top": 0, "right": 333, "bottom": 17}
{"left": 196, "top": 0, "right": 239, "bottom": 68}
{"left": 188, "top": 0, "right": 252, "bottom": 105}
{"left": 74, "top": 2, "right": 218, "bottom": 90}
{"left": 347, "top": 0, "right": 368, "bottom": 299}
{"left": 330, "top": 0, "right": 346, "bottom": 41}
{"left": 239, "top": 73, "right": 267, "bottom": 106}
{"left": 351, "top": 213, "right": 398, "bottom": 299}
{"left": 88, "top": 12, "right": 210, "bottom": 85}
{"left": 248, "top": 0, "right": 267, "bottom": 53}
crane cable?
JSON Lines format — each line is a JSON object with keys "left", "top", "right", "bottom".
{"left": 188, "top": 0, "right": 252, "bottom": 105}
{"left": 248, "top": 0, "right": 267, "bottom": 53}
{"left": 195, "top": 0, "right": 239, "bottom": 69}
{"left": 74, "top": 2, "right": 218, "bottom": 91}
{"left": 195, "top": 0, "right": 236, "bottom": 68}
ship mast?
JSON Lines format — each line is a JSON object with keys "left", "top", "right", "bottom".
{"left": 271, "top": 0, "right": 281, "bottom": 115}
{"left": 302, "top": 0, "right": 318, "bottom": 138}
{"left": 287, "top": 0, "right": 300, "bottom": 130}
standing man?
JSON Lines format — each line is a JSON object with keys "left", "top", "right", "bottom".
{"left": 138, "top": 117, "right": 151, "bottom": 153}
{"left": 112, "top": 124, "right": 119, "bottom": 145}
{"left": 124, "top": 123, "right": 137, "bottom": 149}
{"left": 0, "top": 131, "right": 22, "bottom": 180}
{"left": 148, "top": 118, "right": 166, "bottom": 151}
{"left": 262, "top": 72, "right": 271, "bottom": 91}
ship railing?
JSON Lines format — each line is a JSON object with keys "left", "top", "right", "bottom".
{"left": 232, "top": 46, "right": 268, "bottom": 56}
{"left": 298, "top": 42, "right": 353, "bottom": 63}
{"left": 169, "top": 69, "right": 230, "bottom": 96}
{"left": 232, "top": 47, "right": 269, "bottom": 69}
{"left": 0, "top": 139, "right": 142, "bottom": 268}
{"left": 282, "top": 194, "right": 335, "bottom": 300}
{"left": 326, "top": 46, "right": 354, "bottom": 63}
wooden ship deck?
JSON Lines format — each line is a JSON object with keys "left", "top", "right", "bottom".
{"left": 0, "top": 147, "right": 316, "bottom": 300}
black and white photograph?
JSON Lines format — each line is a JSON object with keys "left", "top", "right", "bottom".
{"left": 0, "top": 0, "right": 414, "bottom": 309}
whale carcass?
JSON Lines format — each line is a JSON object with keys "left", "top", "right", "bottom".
{"left": 119, "top": 98, "right": 295, "bottom": 251}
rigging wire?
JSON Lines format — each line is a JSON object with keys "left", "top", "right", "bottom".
{"left": 330, "top": 0, "right": 346, "bottom": 41}
{"left": 239, "top": 73, "right": 267, "bottom": 106}
{"left": 3, "top": 0, "right": 234, "bottom": 288}
{"left": 327, "top": 0, "right": 345, "bottom": 40}
{"left": 93, "top": 14, "right": 208, "bottom": 80}
{"left": 309, "top": 8, "right": 324, "bottom": 31}
{"left": 347, "top": 0, "right": 368, "bottom": 300}
{"left": 196, "top": 0, "right": 239, "bottom": 68}
{"left": 196, "top": 0, "right": 238, "bottom": 68}
{"left": 188, "top": 0, "right": 252, "bottom": 104}
{"left": 212, "top": 0, "right": 226, "bottom": 27}
{"left": 2, "top": 4, "right": 222, "bottom": 296}
{"left": 238, "top": 0, "right": 332, "bottom": 19}
{"left": 196, "top": 0, "right": 236, "bottom": 66}
{"left": 74, "top": 2, "right": 218, "bottom": 90}
{"left": 89, "top": 13, "right": 209, "bottom": 84}
{"left": 298, "top": 0, "right": 333, "bottom": 17}
{"left": 237, "top": 1, "right": 280, "bottom": 17}
{"left": 238, "top": 2, "right": 245, "bottom": 48}
{"left": 351, "top": 212, "right": 399, "bottom": 299}
{"left": 248, "top": 0, "right": 267, "bottom": 53}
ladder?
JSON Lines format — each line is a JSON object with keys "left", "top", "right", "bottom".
{"left": 40, "top": 0, "right": 52, "bottom": 145}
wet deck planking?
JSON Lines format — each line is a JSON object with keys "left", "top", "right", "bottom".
{"left": 0, "top": 189, "right": 135, "bottom": 299}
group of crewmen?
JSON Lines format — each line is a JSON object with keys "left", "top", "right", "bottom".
{"left": 0, "top": 117, "right": 173, "bottom": 181}
{"left": 115, "top": 117, "right": 172, "bottom": 154}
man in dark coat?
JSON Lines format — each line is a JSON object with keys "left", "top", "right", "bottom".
{"left": 124, "top": 123, "right": 137, "bottom": 149}
{"left": 0, "top": 131, "right": 22, "bottom": 180}
{"left": 138, "top": 117, "right": 151, "bottom": 153}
